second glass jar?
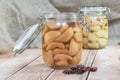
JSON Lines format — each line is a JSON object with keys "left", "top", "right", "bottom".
{"left": 42, "top": 13, "right": 83, "bottom": 68}
{"left": 79, "top": 6, "right": 109, "bottom": 49}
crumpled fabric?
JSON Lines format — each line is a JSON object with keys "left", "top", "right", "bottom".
{"left": 5, "top": 0, "right": 59, "bottom": 48}
{"left": 0, "top": 0, "right": 59, "bottom": 54}
{"left": 50, "top": 0, "right": 120, "bottom": 20}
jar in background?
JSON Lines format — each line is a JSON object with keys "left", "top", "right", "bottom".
{"left": 79, "top": 6, "right": 109, "bottom": 49}
{"left": 42, "top": 13, "right": 83, "bottom": 68}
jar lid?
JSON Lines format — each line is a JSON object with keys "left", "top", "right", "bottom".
{"left": 13, "top": 24, "right": 42, "bottom": 56}
{"left": 79, "top": 6, "right": 109, "bottom": 16}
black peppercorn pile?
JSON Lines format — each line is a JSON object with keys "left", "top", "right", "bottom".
{"left": 63, "top": 64, "right": 97, "bottom": 74}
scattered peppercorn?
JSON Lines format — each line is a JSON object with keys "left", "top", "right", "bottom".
{"left": 71, "top": 66, "right": 77, "bottom": 71}
{"left": 76, "top": 70, "right": 84, "bottom": 74}
{"left": 90, "top": 67, "right": 97, "bottom": 72}
{"left": 82, "top": 67, "right": 87, "bottom": 72}
{"left": 63, "top": 69, "right": 73, "bottom": 74}
{"left": 63, "top": 64, "right": 97, "bottom": 75}
{"left": 77, "top": 64, "right": 84, "bottom": 69}
{"left": 86, "top": 67, "right": 91, "bottom": 71}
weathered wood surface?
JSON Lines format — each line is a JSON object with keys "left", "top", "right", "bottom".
{"left": 0, "top": 44, "right": 120, "bottom": 80}
{"left": 88, "top": 45, "right": 120, "bottom": 80}
{"left": 0, "top": 49, "right": 41, "bottom": 80}
{"left": 0, "top": 49, "right": 93, "bottom": 80}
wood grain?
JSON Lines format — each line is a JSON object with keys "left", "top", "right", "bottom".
{"left": 88, "top": 45, "right": 120, "bottom": 80}
{"left": 46, "top": 50, "right": 92, "bottom": 80}
{"left": 0, "top": 45, "right": 120, "bottom": 80}
{"left": 7, "top": 56, "right": 54, "bottom": 80}
{"left": 81, "top": 50, "right": 98, "bottom": 80}
{"left": 6, "top": 50, "right": 94, "bottom": 80}
{"left": 0, "top": 49, "right": 41, "bottom": 80}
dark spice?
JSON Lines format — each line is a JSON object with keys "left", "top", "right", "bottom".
{"left": 63, "top": 64, "right": 97, "bottom": 75}
{"left": 71, "top": 66, "right": 77, "bottom": 71}
{"left": 90, "top": 67, "right": 97, "bottom": 72}
{"left": 82, "top": 67, "right": 88, "bottom": 72}
{"left": 77, "top": 64, "right": 85, "bottom": 69}
{"left": 63, "top": 69, "right": 73, "bottom": 74}
{"left": 76, "top": 70, "right": 84, "bottom": 74}
{"left": 86, "top": 67, "right": 91, "bottom": 71}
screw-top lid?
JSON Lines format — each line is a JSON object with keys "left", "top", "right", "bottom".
{"left": 13, "top": 23, "right": 42, "bottom": 56}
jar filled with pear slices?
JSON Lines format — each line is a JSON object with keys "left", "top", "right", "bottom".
{"left": 79, "top": 6, "right": 110, "bottom": 49}
{"left": 42, "top": 13, "right": 83, "bottom": 68}
{"left": 13, "top": 12, "right": 83, "bottom": 68}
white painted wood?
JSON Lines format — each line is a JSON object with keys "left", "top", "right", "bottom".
{"left": 6, "top": 50, "right": 92, "bottom": 80}
{"left": 1, "top": 45, "right": 120, "bottom": 80}
{"left": 88, "top": 45, "right": 120, "bottom": 80}
{"left": 7, "top": 56, "right": 54, "bottom": 80}
{"left": 46, "top": 50, "right": 91, "bottom": 80}
{"left": 0, "top": 49, "right": 41, "bottom": 80}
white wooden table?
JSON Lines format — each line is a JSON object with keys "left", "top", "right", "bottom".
{"left": 0, "top": 44, "right": 120, "bottom": 80}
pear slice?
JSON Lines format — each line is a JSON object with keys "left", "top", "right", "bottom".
{"left": 90, "top": 26, "right": 101, "bottom": 32}
{"left": 54, "top": 54, "right": 72, "bottom": 61}
{"left": 53, "top": 49, "right": 69, "bottom": 55}
{"left": 93, "top": 30, "right": 108, "bottom": 39}
{"left": 98, "top": 38, "right": 107, "bottom": 48}
{"left": 69, "top": 38, "right": 80, "bottom": 56}
{"left": 42, "top": 50, "right": 54, "bottom": 67}
{"left": 44, "top": 31, "right": 61, "bottom": 45}
{"left": 55, "top": 27, "right": 73, "bottom": 42}
{"left": 45, "top": 22, "right": 61, "bottom": 30}
{"left": 88, "top": 33, "right": 98, "bottom": 42}
{"left": 88, "top": 42, "right": 99, "bottom": 49}
{"left": 59, "top": 23, "right": 69, "bottom": 33}
{"left": 42, "top": 25, "right": 49, "bottom": 36}
{"left": 69, "top": 50, "right": 82, "bottom": 65}
{"left": 73, "top": 32, "right": 82, "bottom": 43}
{"left": 55, "top": 60, "right": 68, "bottom": 67}
{"left": 46, "top": 42, "right": 65, "bottom": 51}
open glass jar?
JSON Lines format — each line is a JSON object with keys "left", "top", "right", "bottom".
{"left": 78, "top": 6, "right": 110, "bottom": 49}
{"left": 42, "top": 13, "right": 83, "bottom": 68}
{"left": 13, "top": 13, "right": 83, "bottom": 68}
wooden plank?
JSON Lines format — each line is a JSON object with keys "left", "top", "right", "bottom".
{"left": 81, "top": 50, "right": 98, "bottom": 80}
{"left": 88, "top": 45, "right": 120, "bottom": 80}
{"left": 0, "top": 49, "right": 41, "bottom": 80}
{"left": 7, "top": 56, "right": 54, "bottom": 80}
{"left": 0, "top": 53, "right": 13, "bottom": 63}
{"left": 6, "top": 50, "right": 96, "bottom": 80}
{"left": 46, "top": 50, "right": 97, "bottom": 80}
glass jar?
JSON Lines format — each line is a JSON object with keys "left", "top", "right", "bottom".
{"left": 13, "top": 13, "right": 83, "bottom": 68}
{"left": 42, "top": 13, "right": 83, "bottom": 68}
{"left": 79, "top": 6, "right": 110, "bottom": 49}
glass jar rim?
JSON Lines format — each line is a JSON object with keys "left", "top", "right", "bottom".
{"left": 44, "top": 12, "right": 77, "bottom": 18}
{"left": 44, "top": 12, "right": 78, "bottom": 22}
{"left": 80, "top": 6, "right": 107, "bottom": 12}
{"left": 78, "top": 5, "right": 109, "bottom": 16}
